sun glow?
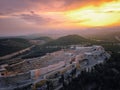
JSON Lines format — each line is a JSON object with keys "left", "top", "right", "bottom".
{"left": 0, "top": 0, "right": 120, "bottom": 35}
{"left": 65, "top": 1, "right": 120, "bottom": 27}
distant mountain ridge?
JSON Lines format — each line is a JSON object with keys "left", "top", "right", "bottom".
{"left": 21, "top": 35, "right": 90, "bottom": 58}
{"left": 44, "top": 35, "right": 88, "bottom": 46}
{"left": 88, "top": 31, "right": 120, "bottom": 42}
{"left": 33, "top": 36, "right": 53, "bottom": 42}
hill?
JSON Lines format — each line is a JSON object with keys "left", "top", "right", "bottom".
{"left": 0, "top": 38, "right": 32, "bottom": 56}
{"left": 68, "top": 27, "right": 120, "bottom": 42}
{"left": 33, "top": 36, "right": 53, "bottom": 42}
{"left": 89, "top": 32, "right": 120, "bottom": 42}
{"left": 22, "top": 35, "right": 89, "bottom": 58}
{"left": 44, "top": 35, "right": 89, "bottom": 46}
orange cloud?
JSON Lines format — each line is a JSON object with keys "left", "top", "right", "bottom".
{"left": 0, "top": 0, "right": 120, "bottom": 36}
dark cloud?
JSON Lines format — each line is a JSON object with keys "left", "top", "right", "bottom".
{"left": 0, "top": 0, "right": 115, "bottom": 15}
{"left": 0, "top": 17, "right": 38, "bottom": 36}
{"left": 104, "top": 10, "right": 120, "bottom": 13}
{"left": 0, "top": 0, "right": 31, "bottom": 14}
{"left": 30, "top": 11, "right": 35, "bottom": 14}
{"left": 0, "top": 0, "right": 65, "bottom": 14}
{"left": 19, "top": 14, "right": 52, "bottom": 24}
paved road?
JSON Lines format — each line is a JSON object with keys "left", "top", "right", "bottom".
{"left": 0, "top": 45, "right": 35, "bottom": 60}
{"left": 115, "top": 36, "right": 120, "bottom": 42}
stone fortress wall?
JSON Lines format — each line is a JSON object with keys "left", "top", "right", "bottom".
{"left": 0, "top": 45, "right": 111, "bottom": 90}
{"left": 0, "top": 72, "right": 31, "bottom": 88}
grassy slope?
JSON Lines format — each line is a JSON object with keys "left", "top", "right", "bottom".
{"left": 33, "top": 37, "right": 53, "bottom": 42}
{"left": 22, "top": 35, "right": 89, "bottom": 58}
{"left": 44, "top": 35, "right": 88, "bottom": 46}
{"left": 0, "top": 38, "right": 32, "bottom": 56}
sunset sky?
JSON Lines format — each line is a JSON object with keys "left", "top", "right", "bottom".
{"left": 0, "top": 0, "right": 120, "bottom": 36}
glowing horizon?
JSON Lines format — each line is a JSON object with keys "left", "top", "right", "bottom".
{"left": 0, "top": 0, "right": 120, "bottom": 36}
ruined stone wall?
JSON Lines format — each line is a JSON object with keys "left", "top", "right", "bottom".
{"left": 0, "top": 72, "right": 31, "bottom": 88}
